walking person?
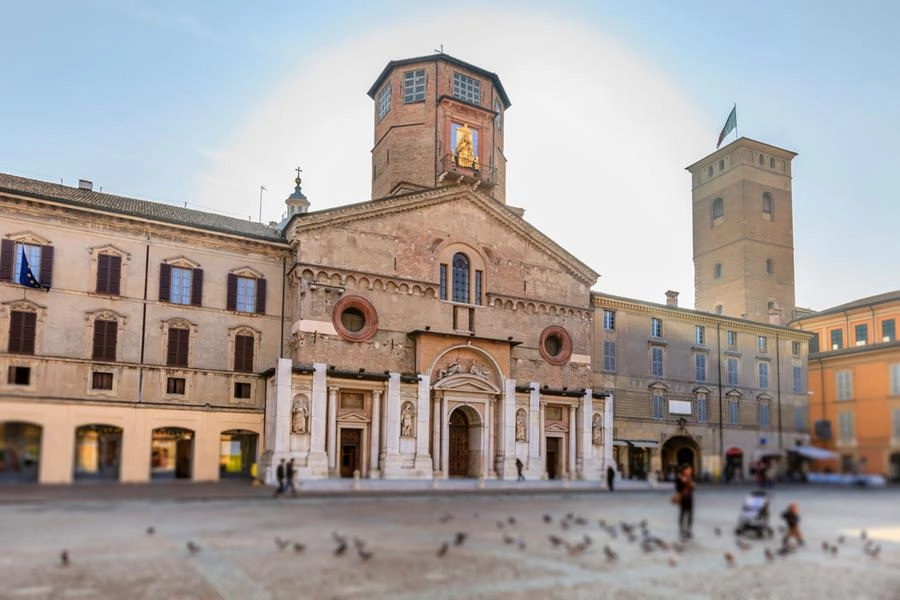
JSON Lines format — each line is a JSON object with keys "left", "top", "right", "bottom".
{"left": 515, "top": 458, "right": 525, "bottom": 481}
{"left": 286, "top": 457, "right": 297, "bottom": 496}
{"left": 674, "top": 463, "right": 695, "bottom": 539}
{"left": 607, "top": 465, "right": 616, "bottom": 491}
{"left": 273, "top": 458, "right": 286, "bottom": 497}
{"left": 781, "top": 502, "right": 805, "bottom": 548}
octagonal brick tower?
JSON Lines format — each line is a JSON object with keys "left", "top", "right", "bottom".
{"left": 367, "top": 53, "right": 511, "bottom": 203}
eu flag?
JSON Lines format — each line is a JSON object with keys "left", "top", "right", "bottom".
{"left": 18, "top": 249, "right": 43, "bottom": 289}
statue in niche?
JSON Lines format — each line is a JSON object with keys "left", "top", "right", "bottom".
{"left": 454, "top": 123, "right": 478, "bottom": 169}
{"left": 291, "top": 400, "right": 309, "bottom": 435}
{"left": 592, "top": 414, "right": 603, "bottom": 446}
{"left": 400, "top": 402, "right": 415, "bottom": 437}
{"left": 515, "top": 410, "right": 527, "bottom": 442}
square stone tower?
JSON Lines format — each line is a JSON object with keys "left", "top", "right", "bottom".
{"left": 367, "top": 53, "right": 511, "bottom": 203}
{"left": 686, "top": 137, "right": 797, "bottom": 323}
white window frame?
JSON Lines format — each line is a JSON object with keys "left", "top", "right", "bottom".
{"left": 235, "top": 276, "right": 257, "bottom": 313}
{"left": 837, "top": 370, "right": 853, "bottom": 401}
{"left": 378, "top": 82, "right": 392, "bottom": 120}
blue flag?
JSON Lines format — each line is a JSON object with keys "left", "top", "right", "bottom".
{"left": 716, "top": 105, "right": 737, "bottom": 148}
{"left": 18, "top": 248, "right": 43, "bottom": 289}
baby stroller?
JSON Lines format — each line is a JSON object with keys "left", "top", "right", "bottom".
{"left": 734, "top": 490, "right": 774, "bottom": 538}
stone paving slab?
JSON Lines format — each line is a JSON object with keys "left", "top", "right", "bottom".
{"left": 0, "top": 485, "right": 898, "bottom": 599}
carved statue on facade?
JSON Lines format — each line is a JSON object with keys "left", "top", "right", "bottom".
{"left": 291, "top": 400, "right": 309, "bottom": 435}
{"left": 438, "top": 359, "right": 461, "bottom": 380}
{"left": 592, "top": 414, "right": 603, "bottom": 446}
{"left": 455, "top": 123, "right": 478, "bottom": 169}
{"left": 515, "top": 409, "right": 527, "bottom": 442}
{"left": 468, "top": 361, "right": 488, "bottom": 377}
{"left": 400, "top": 402, "right": 415, "bottom": 437}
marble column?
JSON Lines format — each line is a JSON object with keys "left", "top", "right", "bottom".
{"left": 568, "top": 404, "right": 577, "bottom": 479}
{"left": 528, "top": 384, "right": 540, "bottom": 477}
{"left": 414, "top": 374, "right": 433, "bottom": 476}
{"left": 432, "top": 392, "right": 442, "bottom": 476}
{"left": 369, "top": 389, "right": 382, "bottom": 477}
{"left": 485, "top": 397, "right": 495, "bottom": 478}
{"left": 603, "top": 392, "right": 615, "bottom": 472}
{"left": 381, "top": 373, "right": 403, "bottom": 477}
{"left": 539, "top": 401, "right": 547, "bottom": 478}
{"left": 307, "top": 363, "right": 329, "bottom": 477}
{"left": 440, "top": 393, "right": 449, "bottom": 477}
{"left": 327, "top": 385, "right": 338, "bottom": 475}
{"left": 579, "top": 389, "right": 598, "bottom": 480}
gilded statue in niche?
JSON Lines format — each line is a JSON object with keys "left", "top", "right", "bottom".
{"left": 291, "top": 400, "right": 309, "bottom": 435}
{"left": 454, "top": 123, "right": 478, "bottom": 169}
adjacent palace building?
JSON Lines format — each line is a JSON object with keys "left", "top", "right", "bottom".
{"left": 1, "top": 53, "right": 820, "bottom": 485}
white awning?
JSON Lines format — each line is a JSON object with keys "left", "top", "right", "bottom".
{"left": 630, "top": 441, "right": 658, "bottom": 449}
{"left": 753, "top": 448, "right": 785, "bottom": 461}
{"left": 612, "top": 440, "right": 629, "bottom": 447}
{"left": 789, "top": 445, "right": 838, "bottom": 460}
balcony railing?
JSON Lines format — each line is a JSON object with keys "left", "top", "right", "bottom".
{"left": 438, "top": 154, "right": 496, "bottom": 187}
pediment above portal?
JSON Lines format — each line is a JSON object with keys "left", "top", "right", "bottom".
{"left": 338, "top": 411, "right": 371, "bottom": 424}
{"left": 545, "top": 422, "right": 568, "bottom": 434}
{"left": 433, "top": 374, "right": 501, "bottom": 394}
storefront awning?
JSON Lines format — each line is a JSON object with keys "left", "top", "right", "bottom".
{"left": 612, "top": 440, "right": 629, "bottom": 446}
{"left": 753, "top": 448, "right": 785, "bottom": 461}
{"left": 789, "top": 445, "right": 838, "bottom": 460}
{"left": 630, "top": 441, "right": 658, "bottom": 449}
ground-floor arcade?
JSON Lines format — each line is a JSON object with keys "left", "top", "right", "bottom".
{"left": 0, "top": 402, "right": 262, "bottom": 484}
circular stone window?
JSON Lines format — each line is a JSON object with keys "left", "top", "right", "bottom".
{"left": 332, "top": 296, "right": 378, "bottom": 342}
{"left": 539, "top": 326, "right": 572, "bottom": 365}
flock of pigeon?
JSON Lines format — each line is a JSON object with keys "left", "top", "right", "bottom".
{"left": 54, "top": 510, "right": 884, "bottom": 572}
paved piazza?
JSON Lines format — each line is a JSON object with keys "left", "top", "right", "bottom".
{"left": 1, "top": 484, "right": 898, "bottom": 599}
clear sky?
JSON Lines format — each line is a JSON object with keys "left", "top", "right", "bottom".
{"left": 3, "top": 1, "right": 897, "bottom": 313}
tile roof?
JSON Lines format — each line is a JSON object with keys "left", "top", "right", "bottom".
{"left": 0, "top": 173, "right": 286, "bottom": 242}
{"left": 794, "top": 289, "right": 900, "bottom": 320}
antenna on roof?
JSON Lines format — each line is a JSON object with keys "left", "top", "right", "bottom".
{"left": 434, "top": 44, "right": 444, "bottom": 54}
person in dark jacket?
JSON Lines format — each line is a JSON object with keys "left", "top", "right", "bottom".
{"left": 273, "top": 458, "right": 286, "bottom": 497}
{"left": 675, "top": 464, "right": 695, "bottom": 539}
{"left": 286, "top": 458, "right": 297, "bottom": 496}
{"left": 515, "top": 458, "right": 525, "bottom": 481}
{"left": 607, "top": 465, "right": 616, "bottom": 491}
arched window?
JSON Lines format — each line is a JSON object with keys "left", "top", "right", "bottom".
{"left": 451, "top": 253, "right": 470, "bottom": 303}
{"left": 711, "top": 197, "right": 724, "bottom": 221}
{"left": 713, "top": 262, "right": 722, "bottom": 279}
{"left": 766, "top": 259, "right": 774, "bottom": 274}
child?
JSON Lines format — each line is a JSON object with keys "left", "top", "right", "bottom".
{"left": 781, "top": 502, "right": 804, "bottom": 548}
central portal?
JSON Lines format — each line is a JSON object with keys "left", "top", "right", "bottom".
{"left": 448, "top": 410, "right": 470, "bottom": 477}
{"left": 339, "top": 428, "right": 361, "bottom": 478}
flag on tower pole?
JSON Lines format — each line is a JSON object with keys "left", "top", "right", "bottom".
{"left": 716, "top": 105, "right": 737, "bottom": 148}
{"left": 18, "top": 248, "right": 43, "bottom": 289}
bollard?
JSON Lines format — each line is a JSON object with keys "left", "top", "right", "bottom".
{"left": 478, "top": 474, "right": 485, "bottom": 489}
{"left": 432, "top": 470, "right": 440, "bottom": 490}
{"left": 353, "top": 469, "right": 361, "bottom": 491}
{"left": 563, "top": 472, "right": 571, "bottom": 488}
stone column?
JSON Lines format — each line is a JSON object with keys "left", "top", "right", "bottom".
{"left": 307, "top": 363, "right": 329, "bottom": 477}
{"left": 499, "top": 378, "right": 516, "bottom": 478}
{"left": 579, "top": 389, "right": 598, "bottom": 481}
{"left": 327, "top": 385, "right": 338, "bottom": 475}
{"left": 369, "top": 389, "right": 382, "bottom": 477}
{"left": 528, "top": 384, "right": 540, "bottom": 477}
{"left": 414, "top": 374, "right": 433, "bottom": 476}
{"left": 538, "top": 401, "right": 547, "bottom": 478}
{"left": 603, "top": 392, "right": 615, "bottom": 472}
{"left": 432, "top": 391, "right": 442, "bottom": 476}
{"left": 264, "top": 358, "right": 293, "bottom": 484}
{"left": 485, "top": 397, "right": 495, "bottom": 478}
{"left": 381, "top": 373, "right": 403, "bottom": 477}
{"left": 568, "top": 404, "right": 577, "bottom": 479}
{"left": 440, "top": 393, "right": 449, "bottom": 477}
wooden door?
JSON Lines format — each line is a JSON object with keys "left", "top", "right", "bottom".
{"left": 448, "top": 410, "right": 470, "bottom": 477}
{"left": 545, "top": 437, "right": 559, "bottom": 480}
{"left": 339, "top": 429, "right": 361, "bottom": 478}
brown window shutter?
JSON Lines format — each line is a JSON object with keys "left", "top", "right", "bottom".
{"left": 226, "top": 274, "right": 237, "bottom": 311}
{"left": 39, "top": 245, "right": 53, "bottom": 288}
{"left": 255, "top": 278, "right": 266, "bottom": 314}
{"left": 234, "top": 334, "right": 254, "bottom": 372}
{"left": 167, "top": 328, "right": 189, "bottom": 366}
{"left": 9, "top": 311, "right": 36, "bottom": 354}
{"left": 191, "top": 269, "right": 203, "bottom": 306}
{"left": 159, "top": 264, "right": 171, "bottom": 302}
{"left": 108, "top": 255, "right": 121, "bottom": 295}
{"left": 97, "top": 255, "right": 110, "bottom": 293}
{"left": 0, "top": 239, "right": 14, "bottom": 281}
{"left": 93, "top": 320, "right": 118, "bottom": 361}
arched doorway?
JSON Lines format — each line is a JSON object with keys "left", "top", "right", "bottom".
{"left": 74, "top": 424, "right": 122, "bottom": 480}
{"left": 0, "top": 422, "right": 41, "bottom": 483}
{"left": 662, "top": 435, "right": 701, "bottom": 481}
{"left": 151, "top": 427, "right": 194, "bottom": 479}
{"left": 725, "top": 447, "right": 744, "bottom": 483}
{"left": 219, "top": 429, "right": 257, "bottom": 479}
{"left": 448, "top": 407, "right": 482, "bottom": 478}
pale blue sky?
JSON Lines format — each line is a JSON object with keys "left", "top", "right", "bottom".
{"left": 2, "top": 1, "right": 897, "bottom": 312}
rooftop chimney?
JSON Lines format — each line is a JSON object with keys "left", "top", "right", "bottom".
{"left": 78, "top": 179, "right": 93, "bottom": 191}
{"left": 665, "top": 290, "right": 679, "bottom": 307}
